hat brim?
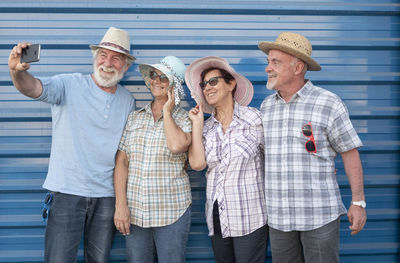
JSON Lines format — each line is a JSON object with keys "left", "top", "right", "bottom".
{"left": 185, "top": 56, "right": 254, "bottom": 114}
{"left": 139, "top": 63, "right": 174, "bottom": 89}
{"left": 258, "top": 42, "right": 321, "bottom": 71}
{"left": 90, "top": 45, "right": 136, "bottom": 61}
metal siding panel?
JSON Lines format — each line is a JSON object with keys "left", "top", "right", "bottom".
{"left": 0, "top": 1, "right": 399, "bottom": 262}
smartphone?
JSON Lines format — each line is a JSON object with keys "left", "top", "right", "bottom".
{"left": 20, "top": 44, "right": 40, "bottom": 63}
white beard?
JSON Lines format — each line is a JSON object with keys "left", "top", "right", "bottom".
{"left": 266, "top": 72, "right": 279, "bottom": 90}
{"left": 266, "top": 78, "right": 277, "bottom": 90}
{"left": 93, "top": 64, "right": 125, "bottom": 88}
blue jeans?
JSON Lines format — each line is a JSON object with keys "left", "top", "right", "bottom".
{"left": 44, "top": 192, "right": 115, "bottom": 263}
{"left": 125, "top": 206, "right": 191, "bottom": 263}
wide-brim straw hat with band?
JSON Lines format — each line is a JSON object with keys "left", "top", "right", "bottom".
{"left": 185, "top": 56, "right": 254, "bottom": 114}
{"left": 139, "top": 56, "right": 186, "bottom": 106}
{"left": 258, "top": 32, "right": 321, "bottom": 71}
{"left": 90, "top": 27, "right": 135, "bottom": 61}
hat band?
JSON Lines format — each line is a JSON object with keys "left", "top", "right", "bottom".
{"left": 99, "top": 42, "right": 129, "bottom": 54}
{"left": 161, "top": 60, "right": 184, "bottom": 83}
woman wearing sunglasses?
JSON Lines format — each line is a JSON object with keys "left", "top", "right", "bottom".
{"left": 186, "top": 56, "right": 268, "bottom": 263}
{"left": 113, "top": 56, "right": 192, "bottom": 263}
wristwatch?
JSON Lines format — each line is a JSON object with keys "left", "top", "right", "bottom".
{"left": 351, "top": 200, "right": 366, "bottom": 208}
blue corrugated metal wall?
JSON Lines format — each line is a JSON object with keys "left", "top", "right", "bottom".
{"left": 0, "top": 1, "right": 399, "bottom": 262}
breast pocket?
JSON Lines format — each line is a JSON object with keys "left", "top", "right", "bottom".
{"left": 230, "top": 132, "right": 259, "bottom": 160}
{"left": 293, "top": 126, "right": 308, "bottom": 148}
{"left": 293, "top": 123, "right": 328, "bottom": 157}
{"left": 125, "top": 122, "right": 147, "bottom": 154}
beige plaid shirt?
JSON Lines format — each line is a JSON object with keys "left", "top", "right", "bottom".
{"left": 119, "top": 102, "right": 192, "bottom": 227}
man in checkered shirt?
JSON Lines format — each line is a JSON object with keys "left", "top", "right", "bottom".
{"left": 258, "top": 32, "right": 367, "bottom": 263}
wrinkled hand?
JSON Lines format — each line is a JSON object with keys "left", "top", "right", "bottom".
{"left": 163, "top": 86, "right": 175, "bottom": 115}
{"left": 188, "top": 104, "right": 204, "bottom": 125}
{"left": 114, "top": 205, "right": 131, "bottom": 236}
{"left": 348, "top": 205, "right": 367, "bottom": 235}
{"left": 8, "top": 42, "right": 31, "bottom": 72}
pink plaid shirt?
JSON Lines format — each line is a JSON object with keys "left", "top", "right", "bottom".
{"left": 203, "top": 102, "right": 267, "bottom": 238}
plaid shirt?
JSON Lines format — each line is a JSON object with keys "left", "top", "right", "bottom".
{"left": 118, "top": 102, "right": 192, "bottom": 227}
{"left": 260, "top": 80, "right": 363, "bottom": 232}
{"left": 204, "top": 102, "right": 267, "bottom": 238}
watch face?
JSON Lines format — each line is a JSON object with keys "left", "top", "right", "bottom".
{"left": 352, "top": 201, "right": 366, "bottom": 208}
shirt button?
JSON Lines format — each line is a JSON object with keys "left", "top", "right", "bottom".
{"left": 104, "top": 115, "right": 108, "bottom": 119}
{"left": 107, "top": 105, "right": 110, "bottom": 109}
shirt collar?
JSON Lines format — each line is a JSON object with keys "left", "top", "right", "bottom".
{"left": 297, "top": 80, "right": 313, "bottom": 99}
{"left": 139, "top": 101, "right": 179, "bottom": 117}
{"left": 208, "top": 101, "right": 244, "bottom": 128}
{"left": 137, "top": 102, "right": 152, "bottom": 115}
{"left": 273, "top": 79, "right": 313, "bottom": 103}
{"left": 233, "top": 101, "right": 242, "bottom": 119}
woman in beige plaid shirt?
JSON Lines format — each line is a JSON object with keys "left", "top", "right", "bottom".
{"left": 113, "top": 56, "right": 192, "bottom": 263}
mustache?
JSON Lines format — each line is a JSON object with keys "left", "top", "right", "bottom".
{"left": 98, "top": 65, "right": 117, "bottom": 73}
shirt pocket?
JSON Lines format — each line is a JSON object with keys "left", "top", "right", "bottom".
{"left": 292, "top": 126, "right": 308, "bottom": 150}
{"left": 293, "top": 123, "right": 329, "bottom": 157}
{"left": 125, "top": 122, "right": 147, "bottom": 154}
{"left": 230, "top": 132, "right": 258, "bottom": 160}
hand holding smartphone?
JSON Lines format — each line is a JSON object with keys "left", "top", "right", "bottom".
{"left": 20, "top": 44, "right": 40, "bottom": 63}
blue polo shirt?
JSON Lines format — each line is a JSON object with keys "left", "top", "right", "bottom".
{"left": 37, "top": 73, "right": 135, "bottom": 197}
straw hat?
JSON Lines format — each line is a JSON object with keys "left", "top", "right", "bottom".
{"left": 185, "top": 56, "right": 254, "bottom": 114}
{"left": 258, "top": 32, "right": 321, "bottom": 71}
{"left": 90, "top": 27, "right": 135, "bottom": 61}
{"left": 139, "top": 56, "right": 186, "bottom": 105}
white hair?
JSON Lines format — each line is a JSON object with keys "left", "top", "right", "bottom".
{"left": 92, "top": 48, "right": 133, "bottom": 67}
{"left": 290, "top": 57, "right": 308, "bottom": 75}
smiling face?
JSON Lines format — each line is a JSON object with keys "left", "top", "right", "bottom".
{"left": 93, "top": 48, "right": 128, "bottom": 88}
{"left": 201, "top": 69, "right": 236, "bottom": 107}
{"left": 149, "top": 68, "right": 170, "bottom": 99}
{"left": 265, "top": 49, "right": 298, "bottom": 91}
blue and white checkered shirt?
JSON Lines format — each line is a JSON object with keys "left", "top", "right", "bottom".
{"left": 260, "top": 80, "right": 363, "bottom": 231}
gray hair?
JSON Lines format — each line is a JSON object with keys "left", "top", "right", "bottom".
{"left": 92, "top": 48, "right": 133, "bottom": 67}
{"left": 290, "top": 57, "right": 308, "bottom": 75}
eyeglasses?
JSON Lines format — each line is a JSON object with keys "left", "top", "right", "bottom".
{"left": 150, "top": 71, "right": 169, "bottom": 83}
{"left": 42, "top": 192, "right": 53, "bottom": 222}
{"left": 199, "top": 76, "right": 224, "bottom": 90}
{"left": 302, "top": 122, "right": 317, "bottom": 153}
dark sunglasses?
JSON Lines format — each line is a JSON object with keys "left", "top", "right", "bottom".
{"left": 199, "top": 76, "right": 224, "bottom": 90}
{"left": 42, "top": 192, "right": 53, "bottom": 222}
{"left": 150, "top": 71, "right": 169, "bottom": 83}
{"left": 302, "top": 122, "right": 317, "bottom": 153}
